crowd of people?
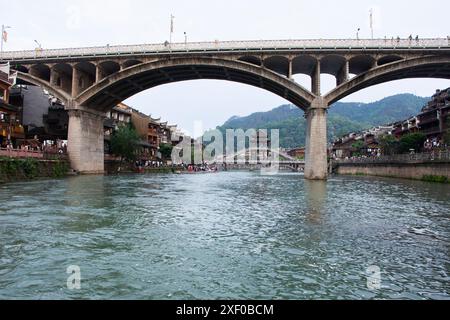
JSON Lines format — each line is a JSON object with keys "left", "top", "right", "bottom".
{"left": 1, "top": 139, "right": 67, "bottom": 154}
{"left": 133, "top": 160, "right": 219, "bottom": 173}
{"left": 423, "top": 137, "right": 445, "bottom": 151}
{"left": 184, "top": 163, "right": 219, "bottom": 173}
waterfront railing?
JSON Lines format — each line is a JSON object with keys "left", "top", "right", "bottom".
{"left": 336, "top": 149, "right": 450, "bottom": 164}
{"left": 0, "top": 148, "right": 68, "bottom": 160}
{"left": 2, "top": 38, "right": 450, "bottom": 61}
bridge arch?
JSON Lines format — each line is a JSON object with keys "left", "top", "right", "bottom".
{"left": 377, "top": 55, "right": 404, "bottom": 66}
{"left": 238, "top": 55, "right": 262, "bottom": 66}
{"left": 325, "top": 55, "right": 450, "bottom": 105}
{"left": 263, "top": 55, "right": 290, "bottom": 76}
{"left": 320, "top": 55, "right": 347, "bottom": 76}
{"left": 16, "top": 71, "right": 71, "bottom": 103}
{"left": 292, "top": 55, "right": 317, "bottom": 76}
{"left": 98, "top": 60, "right": 121, "bottom": 79}
{"left": 349, "top": 55, "right": 376, "bottom": 75}
{"left": 121, "top": 59, "right": 143, "bottom": 69}
{"left": 76, "top": 57, "right": 316, "bottom": 111}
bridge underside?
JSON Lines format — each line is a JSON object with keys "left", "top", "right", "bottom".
{"left": 81, "top": 64, "right": 312, "bottom": 111}
{"left": 327, "top": 63, "right": 450, "bottom": 105}
{"left": 326, "top": 59, "right": 450, "bottom": 104}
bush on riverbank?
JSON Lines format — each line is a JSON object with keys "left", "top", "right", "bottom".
{"left": 422, "top": 175, "right": 449, "bottom": 183}
{"left": 0, "top": 158, "right": 69, "bottom": 182}
{"left": 144, "top": 167, "right": 175, "bottom": 174}
{"left": 51, "top": 161, "right": 70, "bottom": 178}
{"left": 0, "top": 158, "right": 39, "bottom": 180}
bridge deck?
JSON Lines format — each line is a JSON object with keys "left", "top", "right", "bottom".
{"left": 2, "top": 38, "right": 450, "bottom": 61}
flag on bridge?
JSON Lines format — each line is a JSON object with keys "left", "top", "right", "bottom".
{"left": 2, "top": 30, "right": 7, "bottom": 43}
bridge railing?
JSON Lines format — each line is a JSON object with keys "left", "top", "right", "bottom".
{"left": 2, "top": 38, "right": 449, "bottom": 61}
{"left": 336, "top": 149, "right": 450, "bottom": 164}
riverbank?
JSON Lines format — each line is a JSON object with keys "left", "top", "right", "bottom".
{"left": 333, "top": 154, "right": 450, "bottom": 183}
{"left": 0, "top": 158, "right": 70, "bottom": 183}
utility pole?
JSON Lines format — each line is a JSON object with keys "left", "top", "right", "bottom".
{"left": 370, "top": 9, "right": 374, "bottom": 39}
{"left": 357, "top": 28, "right": 360, "bottom": 40}
{"left": 169, "top": 14, "right": 175, "bottom": 44}
{"left": 184, "top": 32, "right": 187, "bottom": 45}
{"left": 34, "top": 40, "right": 42, "bottom": 50}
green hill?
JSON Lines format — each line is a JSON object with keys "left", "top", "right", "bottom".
{"left": 212, "top": 94, "right": 429, "bottom": 149}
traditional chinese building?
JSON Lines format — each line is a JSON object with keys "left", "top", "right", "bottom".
{"left": 287, "top": 147, "right": 305, "bottom": 159}
{"left": 417, "top": 88, "right": 450, "bottom": 140}
{"left": 148, "top": 116, "right": 161, "bottom": 160}
{"left": 130, "top": 108, "right": 153, "bottom": 161}
{"left": 0, "top": 70, "right": 25, "bottom": 147}
{"left": 391, "top": 117, "right": 419, "bottom": 139}
{"left": 104, "top": 102, "right": 132, "bottom": 153}
{"left": 158, "top": 122, "right": 171, "bottom": 146}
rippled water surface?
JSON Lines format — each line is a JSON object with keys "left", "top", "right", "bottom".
{"left": 0, "top": 172, "right": 449, "bottom": 299}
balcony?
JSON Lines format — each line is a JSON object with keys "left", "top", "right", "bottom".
{"left": 418, "top": 115, "right": 439, "bottom": 124}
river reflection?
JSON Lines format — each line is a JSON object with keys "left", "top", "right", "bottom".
{"left": 304, "top": 180, "right": 327, "bottom": 225}
{"left": 0, "top": 172, "right": 449, "bottom": 300}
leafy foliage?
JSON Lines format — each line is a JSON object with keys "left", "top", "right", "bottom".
{"left": 0, "top": 158, "right": 41, "bottom": 180}
{"left": 52, "top": 161, "right": 69, "bottom": 178}
{"left": 110, "top": 124, "right": 141, "bottom": 162}
{"left": 351, "top": 140, "right": 365, "bottom": 156}
{"left": 379, "top": 134, "right": 399, "bottom": 155}
{"left": 159, "top": 143, "right": 173, "bottom": 160}
{"left": 422, "top": 175, "right": 449, "bottom": 183}
{"left": 398, "top": 133, "right": 426, "bottom": 153}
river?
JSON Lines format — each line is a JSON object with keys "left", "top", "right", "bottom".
{"left": 0, "top": 172, "right": 449, "bottom": 300}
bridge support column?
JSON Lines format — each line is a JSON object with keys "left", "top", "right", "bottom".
{"left": 288, "top": 58, "right": 293, "bottom": 79}
{"left": 71, "top": 66, "right": 81, "bottom": 97}
{"left": 305, "top": 97, "right": 328, "bottom": 180}
{"left": 311, "top": 60, "right": 321, "bottom": 95}
{"left": 67, "top": 103, "right": 105, "bottom": 174}
{"left": 337, "top": 60, "right": 349, "bottom": 86}
{"left": 49, "top": 67, "right": 58, "bottom": 87}
{"left": 95, "top": 63, "right": 105, "bottom": 82}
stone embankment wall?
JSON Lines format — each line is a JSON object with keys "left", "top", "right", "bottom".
{"left": 335, "top": 161, "right": 450, "bottom": 182}
{"left": 0, "top": 158, "right": 69, "bottom": 183}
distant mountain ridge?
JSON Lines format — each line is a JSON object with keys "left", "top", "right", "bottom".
{"left": 214, "top": 94, "right": 429, "bottom": 149}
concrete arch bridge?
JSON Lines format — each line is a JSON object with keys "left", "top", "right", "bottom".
{"left": 2, "top": 38, "right": 450, "bottom": 179}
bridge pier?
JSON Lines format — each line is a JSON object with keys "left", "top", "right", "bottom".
{"left": 67, "top": 103, "right": 105, "bottom": 174}
{"left": 305, "top": 97, "right": 328, "bottom": 180}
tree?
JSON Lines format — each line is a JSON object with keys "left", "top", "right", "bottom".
{"left": 351, "top": 140, "right": 365, "bottom": 157}
{"left": 159, "top": 143, "right": 173, "bottom": 160}
{"left": 379, "top": 134, "right": 399, "bottom": 155}
{"left": 110, "top": 124, "right": 140, "bottom": 165}
{"left": 398, "top": 133, "right": 426, "bottom": 153}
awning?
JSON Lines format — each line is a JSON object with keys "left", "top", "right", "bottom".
{"left": 0, "top": 101, "right": 19, "bottom": 113}
{"left": 16, "top": 139, "right": 42, "bottom": 148}
{"left": 138, "top": 140, "right": 154, "bottom": 148}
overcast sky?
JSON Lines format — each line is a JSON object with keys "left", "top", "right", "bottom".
{"left": 2, "top": 0, "right": 449, "bottom": 134}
